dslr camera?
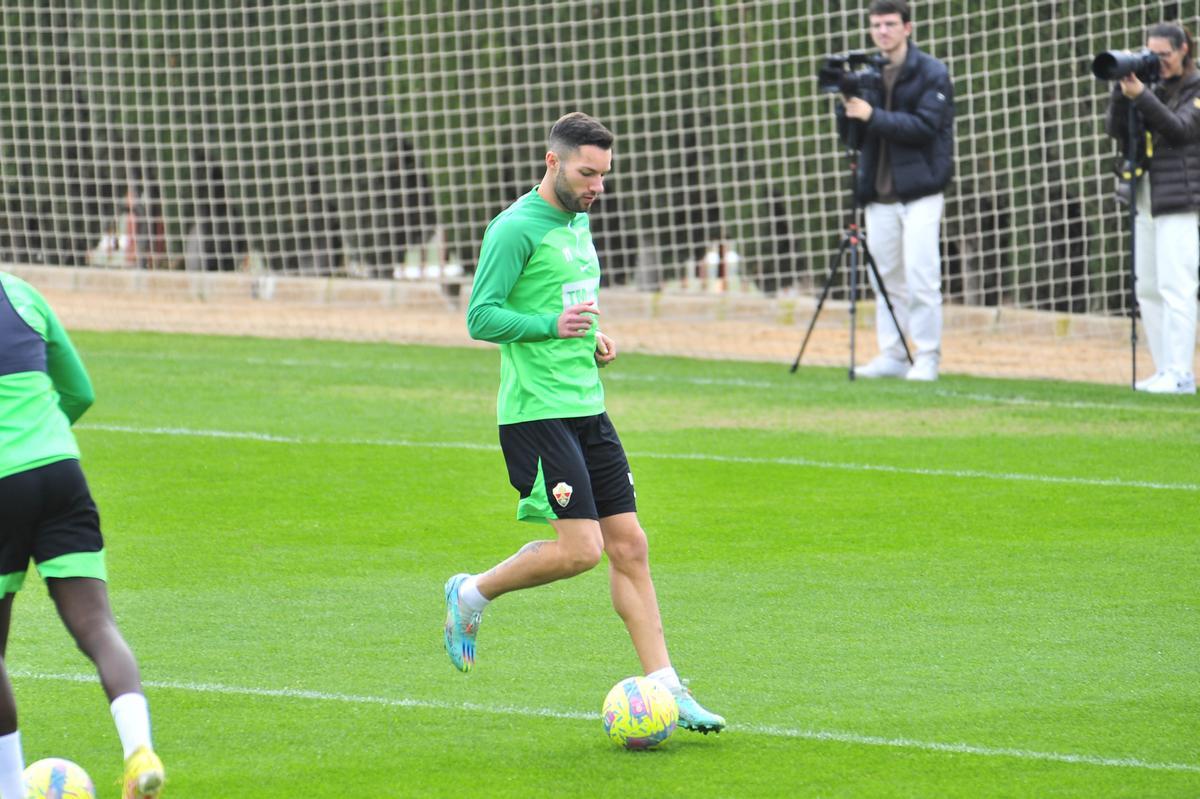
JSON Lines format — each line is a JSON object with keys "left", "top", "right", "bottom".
{"left": 817, "top": 51, "right": 887, "bottom": 100}
{"left": 1091, "top": 48, "right": 1161, "bottom": 83}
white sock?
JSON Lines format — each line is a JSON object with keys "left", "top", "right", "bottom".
{"left": 459, "top": 575, "right": 491, "bottom": 613}
{"left": 0, "top": 730, "right": 24, "bottom": 799}
{"left": 110, "top": 692, "right": 152, "bottom": 759}
{"left": 647, "top": 666, "right": 682, "bottom": 693}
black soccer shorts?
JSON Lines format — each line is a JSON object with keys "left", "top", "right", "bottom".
{"left": 498, "top": 412, "right": 637, "bottom": 523}
{"left": 0, "top": 458, "right": 107, "bottom": 594}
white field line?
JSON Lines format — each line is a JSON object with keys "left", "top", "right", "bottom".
{"left": 933, "top": 388, "right": 1200, "bottom": 415}
{"left": 86, "top": 349, "right": 1200, "bottom": 413}
{"left": 87, "top": 349, "right": 777, "bottom": 388}
{"left": 86, "top": 350, "right": 424, "bottom": 374}
{"left": 78, "top": 423, "right": 1199, "bottom": 492}
{"left": 627, "top": 450, "right": 1198, "bottom": 492}
{"left": 11, "top": 670, "right": 1198, "bottom": 774}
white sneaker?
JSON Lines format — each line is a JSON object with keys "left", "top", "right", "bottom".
{"left": 905, "top": 356, "right": 939, "bottom": 382}
{"left": 1134, "top": 371, "right": 1164, "bottom": 391}
{"left": 853, "top": 355, "right": 909, "bottom": 379}
{"left": 1143, "top": 370, "right": 1197, "bottom": 395}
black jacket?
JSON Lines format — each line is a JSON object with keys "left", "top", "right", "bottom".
{"left": 1106, "top": 69, "right": 1200, "bottom": 215}
{"left": 844, "top": 44, "right": 955, "bottom": 205}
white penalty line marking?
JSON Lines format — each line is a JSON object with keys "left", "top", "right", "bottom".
{"left": 12, "top": 670, "right": 1197, "bottom": 774}
{"left": 78, "top": 423, "right": 1199, "bottom": 493}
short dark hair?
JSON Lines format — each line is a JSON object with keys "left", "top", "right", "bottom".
{"left": 868, "top": 0, "right": 910, "bottom": 23}
{"left": 1149, "top": 22, "right": 1196, "bottom": 70}
{"left": 548, "top": 112, "right": 614, "bottom": 154}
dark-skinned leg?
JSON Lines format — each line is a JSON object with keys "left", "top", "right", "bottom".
{"left": 48, "top": 577, "right": 163, "bottom": 795}
{"left": 0, "top": 593, "right": 17, "bottom": 733}
{"left": 0, "top": 593, "right": 26, "bottom": 799}
{"left": 46, "top": 577, "right": 141, "bottom": 701}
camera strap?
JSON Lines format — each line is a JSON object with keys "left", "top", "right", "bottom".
{"left": 1118, "top": 132, "right": 1153, "bottom": 178}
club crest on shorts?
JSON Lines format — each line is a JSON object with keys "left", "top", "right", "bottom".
{"left": 552, "top": 481, "right": 573, "bottom": 507}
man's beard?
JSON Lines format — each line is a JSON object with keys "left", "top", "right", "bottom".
{"left": 554, "top": 172, "right": 589, "bottom": 213}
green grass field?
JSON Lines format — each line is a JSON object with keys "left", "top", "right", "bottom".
{"left": 8, "top": 331, "right": 1199, "bottom": 797}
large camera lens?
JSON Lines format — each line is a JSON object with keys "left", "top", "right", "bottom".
{"left": 1092, "top": 49, "right": 1160, "bottom": 81}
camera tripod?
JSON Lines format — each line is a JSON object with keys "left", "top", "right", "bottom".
{"left": 1119, "top": 101, "right": 1143, "bottom": 390}
{"left": 790, "top": 122, "right": 911, "bottom": 378}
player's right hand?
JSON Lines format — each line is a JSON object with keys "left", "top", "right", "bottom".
{"left": 557, "top": 301, "right": 598, "bottom": 338}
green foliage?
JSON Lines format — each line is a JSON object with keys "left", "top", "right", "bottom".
{"left": 1, "top": 1, "right": 411, "bottom": 273}
{"left": 2, "top": 2, "right": 1199, "bottom": 312}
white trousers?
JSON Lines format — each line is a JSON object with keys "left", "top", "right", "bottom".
{"left": 1135, "top": 180, "right": 1199, "bottom": 378}
{"left": 864, "top": 193, "right": 945, "bottom": 360}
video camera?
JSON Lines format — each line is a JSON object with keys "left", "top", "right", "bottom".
{"left": 1091, "top": 48, "right": 1161, "bottom": 83}
{"left": 817, "top": 52, "right": 887, "bottom": 99}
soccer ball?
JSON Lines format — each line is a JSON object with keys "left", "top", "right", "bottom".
{"left": 23, "top": 758, "right": 95, "bottom": 799}
{"left": 602, "top": 676, "right": 678, "bottom": 749}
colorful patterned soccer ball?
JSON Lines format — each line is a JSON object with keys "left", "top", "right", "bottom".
{"left": 23, "top": 758, "right": 95, "bottom": 799}
{"left": 602, "top": 676, "right": 679, "bottom": 749}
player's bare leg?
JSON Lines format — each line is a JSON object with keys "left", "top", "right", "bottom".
{"left": 0, "top": 593, "right": 23, "bottom": 799}
{"left": 598, "top": 512, "right": 669, "bottom": 673}
{"left": 478, "top": 518, "right": 604, "bottom": 598}
{"left": 48, "top": 578, "right": 164, "bottom": 798}
{"left": 48, "top": 577, "right": 141, "bottom": 700}
{"left": 0, "top": 593, "right": 15, "bottom": 732}
{"left": 444, "top": 519, "right": 604, "bottom": 671}
{"left": 599, "top": 512, "right": 726, "bottom": 734}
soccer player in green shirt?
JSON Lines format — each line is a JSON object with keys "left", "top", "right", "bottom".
{"left": 0, "top": 272, "right": 165, "bottom": 798}
{"left": 444, "top": 112, "right": 725, "bottom": 734}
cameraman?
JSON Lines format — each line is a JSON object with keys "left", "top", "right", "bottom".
{"left": 840, "top": 0, "right": 954, "bottom": 381}
{"left": 1105, "top": 23, "right": 1200, "bottom": 395}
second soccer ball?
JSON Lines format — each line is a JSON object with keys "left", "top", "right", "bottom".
{"left": 24, "top": 757, "right": 95, "bottom": 799}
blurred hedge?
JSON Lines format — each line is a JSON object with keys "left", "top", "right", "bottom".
{"left": 0, "top": 1, "right": 1189, "bottom": 314}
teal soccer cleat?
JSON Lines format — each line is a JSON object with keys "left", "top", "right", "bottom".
{"left": 443, "top": 573, "right": 482, "bottom": 672}
{"left": 672, "top": 683, "right": 726, "bottom": 734}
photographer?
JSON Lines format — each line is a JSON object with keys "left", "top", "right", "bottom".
{"left": 1105, "top": 23, "right": 1200, "bottom": 395}
{"left": 840, "top": 0, "right": 954, "bottom": 381}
